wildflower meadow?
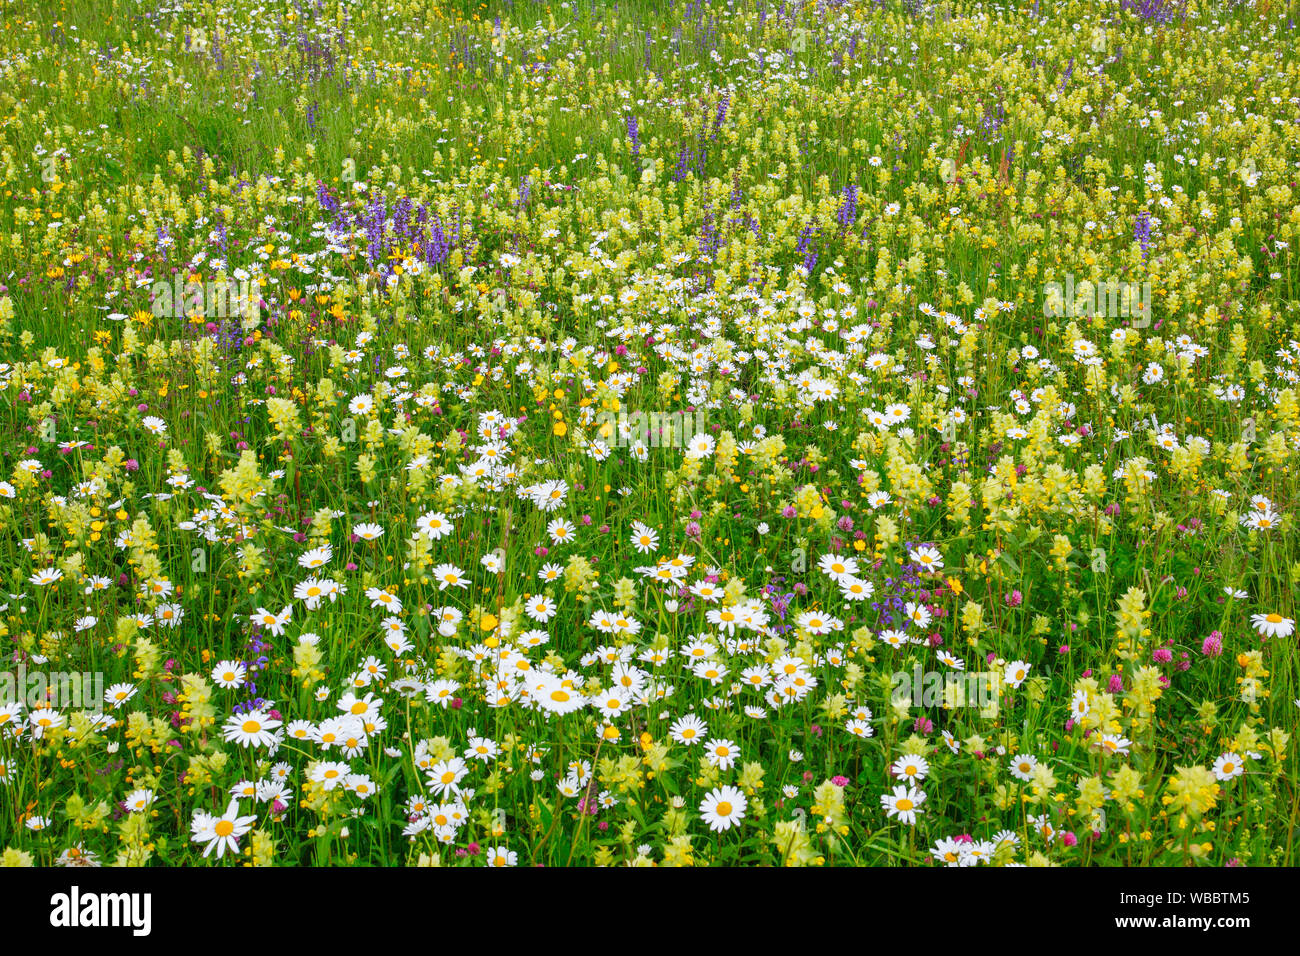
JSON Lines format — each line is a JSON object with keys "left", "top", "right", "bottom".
{"left": 1, "top": 0, "right": 1299, "bottom": 871}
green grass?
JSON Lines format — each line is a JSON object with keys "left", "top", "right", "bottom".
{"left": 0, "top": 0, "right": 1297, "bottom": 867}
